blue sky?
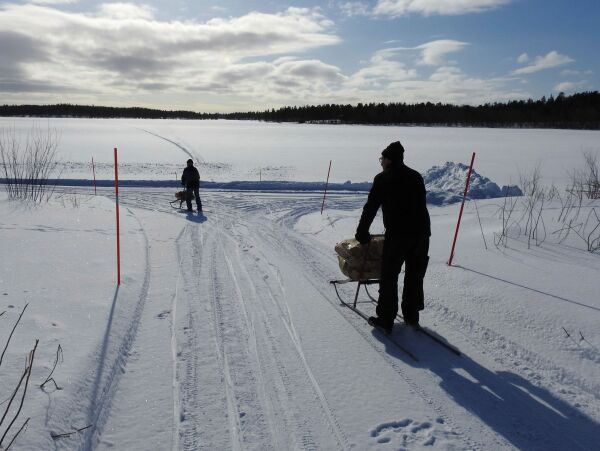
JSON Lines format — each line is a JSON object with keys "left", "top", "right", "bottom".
{"left": 1, "top": 0, "right": 598, "bottom": 112}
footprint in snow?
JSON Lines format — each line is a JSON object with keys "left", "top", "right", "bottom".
{"left": 370, "top": 417, "right": 456, "bottom": 448}
{"left": 157, "top": 310, "right": 171, "bottom": 319}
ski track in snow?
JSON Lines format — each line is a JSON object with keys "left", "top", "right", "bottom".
{"left": 170, "top": 193, "right": 479, "bottom": 450}
{"left": 44, "top": 186, "right": 600, "bottom": 450}
{"left": 208, "top": 191, "right": 600, "bottom": 450}
{"left": 85, "top": 207, "right": 152, "bottom": 450}
{"left": 47, "top": 205, "right": 152, "bottom": 450}
{"left": 252, "top": 201, "right": 484, "bottom": 450}
{"left": 138, "top": 128, "right": 203, "bottom": 163}
{"left": 280, "top": 202, "right": 600, "bottom": 450}
{"left": 164, "top": 195, "right": 350, "bottom": 450}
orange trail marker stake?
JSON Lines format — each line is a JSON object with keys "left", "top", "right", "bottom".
{"left": 321, "top": 160, "right": 332, "bottom": 215}
{"left": 447, "top": 152, "right": 476, "bottom": 266}
{"left": 114, "top": 148, "right": 121, "bottom": 285}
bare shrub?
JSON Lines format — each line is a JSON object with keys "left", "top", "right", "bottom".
{"left": 58, "top": 193, "right": 80, "bottom": 209}
{"left": 518, "top": 164, "right": 547, "bottom": 248}
{"left": 567, "top": 150, "right": 600, "bottom": 200}
{"left": 494, "top": 191, "right": 519, "bottom": 248}
{"left": 554, "top": 207, "right": 600, "bottom": 253}
{"left": 552, "top": 152, "right": 600, "bottom": 252}
{"left": 495, "top": 155, "right": 599, "bottom": 253}
{"left": 0, "top": 124, "right": 61, "bottom": 203}
{"left": 0, "top": 305, "right": 37, "bottom": 449}
{"left": 582, "top": 151, "right": 600, "bottom": 199}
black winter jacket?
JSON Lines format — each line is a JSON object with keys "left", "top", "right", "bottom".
{"left": 181, "top": 166, "right": 200, "bottom": 189}
{"left": 357, "top": 163, "right": 430, "bottom": 238}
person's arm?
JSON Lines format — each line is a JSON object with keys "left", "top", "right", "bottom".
{"left": 355, "top": 174, "right": 383, "bottom": 243}
{"left": 181, "top": 170, "right": 186, "bottom": 186}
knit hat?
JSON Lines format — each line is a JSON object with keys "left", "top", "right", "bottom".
{"left": 381, "top": 141, "right": 405, "bottom": 162}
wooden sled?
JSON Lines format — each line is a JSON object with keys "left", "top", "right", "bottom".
{"left": 329, "top": 277, "right": 460, "bottom": 356}
{"left": 169, "top": 190, "right": 194, "bottom": 209}
{"left": 329, "top": 278, "right": 380, "bottom": 309}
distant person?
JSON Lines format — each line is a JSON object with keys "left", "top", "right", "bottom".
{"left": 355, "top": 141, "right": 431, "bottom": 332}
{"left": 181, "top": 159, "right": 202, "bottom": 213}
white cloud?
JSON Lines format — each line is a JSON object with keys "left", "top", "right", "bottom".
{"left": 0, "top": 4, "right": 341, "bottom": 99}
{"left": 560, "top": 69, "right": 593, "bottom": 77}
{"left": 336, "top": 1, "right": 371, "bottom": 17}
{"left": 97, "top": 3, "right": 155, "bottom": 20}
{"left": 334, "top": 45, "right": 528, "bottom": 107}
{"left": 344, "top": 48, "right": 417, "bottom": 90}
{"left": 28, "top": 0, "right": 78, "bottom": 4}
{"left": 274, "top": 59, "right": 345, "bottom": 81}
{"left": 373, "top": 0, "right": 511, "bottom": 17}
{"left": 553, "top": 81, "right": 587, "bottom": 93}
{"left": 517, "top": 53, "right": 529, "bottom": 64}
{"left": 361, "top": 40, "right": 468, "bottom": 71}
{"left": 0, "top": 4, "right": 535, "bottom": 110}
{"left": 512, "top": 51, "right": 573, "bottom": 75}
{"left": 416, "top": 40, "right": 469, "bottom": 66}
{"left": 560, "top": 69, "right": 580, "bottom": 76}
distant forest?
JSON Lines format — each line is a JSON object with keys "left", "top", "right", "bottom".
{"left": 2, "top": 91, "right": 599, "bottom": 129}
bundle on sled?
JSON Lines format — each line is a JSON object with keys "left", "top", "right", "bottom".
{"left": 330, "top": 235, "right": 384, "bottom": 311}
{"left": 170, "top": 190, "right": 194, "bottom": 209}
{"left": 334, "top": 234, "right": 384, "bottom": 281}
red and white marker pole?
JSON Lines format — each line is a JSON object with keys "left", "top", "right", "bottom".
{"left": 447, "top": 152, "right": 476, "bottom": 266}
{"left": 321, "top": 160, "right": 332, "bottom": 215}
{"left": 114, "top": 147, "right": 121, "bottom": 285}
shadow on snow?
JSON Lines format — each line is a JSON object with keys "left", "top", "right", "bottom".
{"left": 375, "top": 326, "right": 600, "bottom": 450}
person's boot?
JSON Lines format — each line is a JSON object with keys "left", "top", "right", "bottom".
{"left": 403, "top": 311, "right": 419, "bottom": 328}
{"left": 368, "top": 316, "right": 393, "bottom": 334}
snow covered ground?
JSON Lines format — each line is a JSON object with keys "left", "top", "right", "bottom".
{"left": 2, "top": 117, "right": 599, "bottom": 186}
{"left": 1, "top": 182, "right": 599, "bottom": 450}
{"left": 1, "top": 119, "right": 600, "bottom": 450}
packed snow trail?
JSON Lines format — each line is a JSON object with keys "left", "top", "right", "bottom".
{"left": 44, "top": 187, "right": 600, "bottom": 450}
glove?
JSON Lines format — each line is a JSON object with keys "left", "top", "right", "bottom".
{"left": 355, "top": 230, "right": 371, "bottom": 245}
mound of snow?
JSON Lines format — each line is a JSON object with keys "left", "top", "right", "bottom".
{"left": 424, "top": 162, "right": 521, "bottom": 205}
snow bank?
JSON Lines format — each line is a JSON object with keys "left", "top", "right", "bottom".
{"left": 424, "top": 162, "right": 522, "bottom": 205}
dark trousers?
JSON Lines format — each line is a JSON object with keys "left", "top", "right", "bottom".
{"left": 376, "top": 235, "right": 430, "bottom": 324}
{"left": 185, "top": 187, "right": 202, "bottom": 211}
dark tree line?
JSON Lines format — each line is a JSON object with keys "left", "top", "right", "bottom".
{"left": 0, "top": 104, "right": 218, "bottom": 120}
{"left": 2, "top": 91, "right": 599, "bottom": 129}
{"left": 227, "top": 92, "right": 600, "bottom": 129}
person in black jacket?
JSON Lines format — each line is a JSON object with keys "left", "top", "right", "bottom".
{"left": 355, "top": 141, "right": 430, "bottom": 332}
{"left": 181, "top": 159, "right": 202, "bottom": 212}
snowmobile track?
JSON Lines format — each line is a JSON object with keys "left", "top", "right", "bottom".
{"left": 82, "top": 208, "right": 152, "bottom": 450}
{"left": 212, "top": 198, "right": 350, "bottom": 450}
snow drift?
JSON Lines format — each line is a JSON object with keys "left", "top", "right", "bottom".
{"left": 424, "top": 162, "right": 522, "bottom": 205}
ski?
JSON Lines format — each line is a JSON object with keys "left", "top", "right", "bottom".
{"left": 413, "top": 327, "right": 461, "bottom": 356}
{"left": 333, "top": 280, "right": 460, "bottom": 358}
{"left": 361, "top": 284, "right": 461, "bottom": 356}
{"left": 331, "top": 281, "right": 419, "bottom": 361}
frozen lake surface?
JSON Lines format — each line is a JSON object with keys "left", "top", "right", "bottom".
{"left": 1, "top": 117, "right": 599, "bottom": 187}
{"left": 2, "top": 118, "right": 600, "bottom": 449}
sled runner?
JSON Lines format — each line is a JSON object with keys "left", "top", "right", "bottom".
{"left": 330, "top": 236, "right": 460, "bottom": 357}
{"left": 330, "top": 278, "right": 460, "bottom": 357}
{"left": 330, "top": 278, "right": 418, "bottom": 360}
{"left": 169, "top": 190, "right": 193, "bottom": 209}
